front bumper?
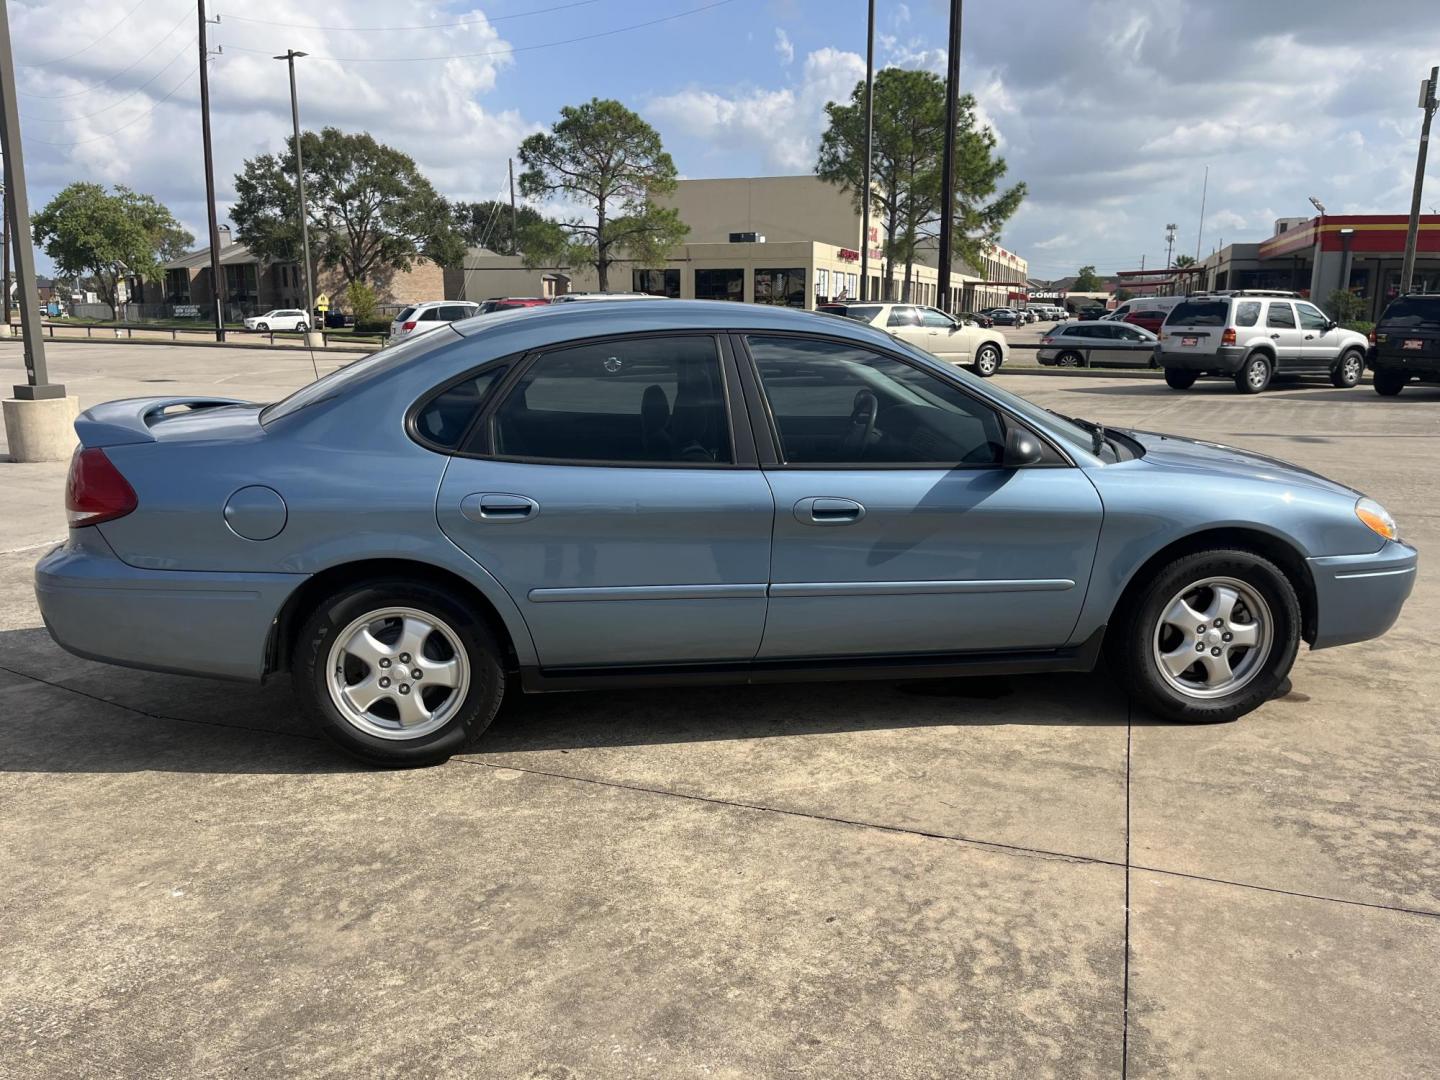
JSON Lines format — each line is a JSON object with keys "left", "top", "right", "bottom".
{"left": 1307, "top": 540, "right": 1418, "bottom": 650}
{"left": 1158, "top": 344, "right": 1247, "bottom": 373}
{"left": 35, "top": 533, "right": 305, "bottom": 682}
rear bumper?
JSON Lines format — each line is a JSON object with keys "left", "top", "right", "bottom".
{"left": 35, "top": 535, "right": 305, "bottom": 682}
{"left": 1307, "top": 541, "right": 1418, "bottom": 650}
{"left": 1368, "top": 348, "right": 1440, "bottom": 377}
{"left": 1158, "top": 344, "right": 1246, "bottom": 373}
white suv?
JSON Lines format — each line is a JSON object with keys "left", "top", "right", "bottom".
{"left": 1158, "top": 292, "right": 1369, "bottom": 393}
{"left": 388, "top": 301, "right": 480, "bottom": 343}
{"left": 243, "top": 309, "right": 310, "bottom": 332}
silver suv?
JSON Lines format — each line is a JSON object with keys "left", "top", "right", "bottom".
{"left": 1158, "top": 291, "right": 1369, "bottom": 393}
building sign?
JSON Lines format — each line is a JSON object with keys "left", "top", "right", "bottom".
{"left": 1007, "top": 291, "right": 1028, "bottom": 301}
{"left": 172, "top": 304, "right": 200, "bottom": 318}
{"left": 838, "top": 248, "right": 859, "bottom": 262}
{"left": 1030, "top": 290, "right": 1064, "bottom": 300}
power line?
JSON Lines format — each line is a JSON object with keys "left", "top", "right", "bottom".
{"left": 20, "top": 0, "right": 152, "bottom": 68}
{"left": 23, "top": 37, "right": 197, "bottom": 122}
{"left": 18, "top": 3, "right": 196, "bottom": 100}
{"left": 25, "top": 64, "right": 200, "bottom": 148}
{"left": 221, "top": 0, "right": 738, "bottom": 64}
{"left": 220, "top": 0, "right": 603, "bottom": 33}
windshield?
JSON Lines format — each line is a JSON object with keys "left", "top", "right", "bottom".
{"left": 1166, "top": 300, "right": 1228, "bottom": 326}
{"left": 259, "top": 327, "right": 460, "bottom": 425}
{"left": 1380, "top": 297, "right": 1440, "bottom": 330}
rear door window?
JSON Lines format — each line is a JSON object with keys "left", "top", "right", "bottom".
{"left": 418, "top": 307, "right": 442, "bottom": 322}
{"left": 1234, "top": 301, "right": 1262, "bottom": 327}
{"left": 1266, "top": 303, "right": 1297, "bottom": 329}
{"left": 1166, "top": 301, "right": 1228, "bottom": 326}
{"left": 886, "top": 306, "right": 920, "bottom": 327}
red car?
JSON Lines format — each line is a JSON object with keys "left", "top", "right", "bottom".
{"left": 1122, "top": 307, "right": 1168, "bottom": 334}
{"left": 478, "top": 297, "right": 549, "bottom": 313}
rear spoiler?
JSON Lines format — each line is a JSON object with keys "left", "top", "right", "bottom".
{"left": 74, "top": 397, "right": 250, "bottom": 448}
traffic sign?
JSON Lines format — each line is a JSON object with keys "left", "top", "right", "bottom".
{"left": 315, "top": 293, "right": 330, "bottom": 312}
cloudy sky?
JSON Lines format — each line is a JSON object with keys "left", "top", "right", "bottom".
{"left": 10, "top": 0, "right": 1440, "bottom": 279}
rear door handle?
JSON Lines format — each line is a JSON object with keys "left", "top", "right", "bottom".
{"left": 794, "top": 497, "right": 866, "bottom": 526}
{"left": 1270, "top": 333, "right": 1282, "bottom": 339}
{"left": 461, "top": 492, "right": 539, "bottom": 523}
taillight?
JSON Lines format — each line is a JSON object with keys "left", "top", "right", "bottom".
{"left": 1368, "top": 328, "right": 1377, "bottom": 345}
{"left": 1221, "top": 328, "right": 1237, "bottom": 346}
{"left": 402, "top": 320, "right": 417, "bottom": 331}
{"left": 66, "top": 447, "right": 138, "bottom": 527}
{"left": 1041, "top": 336, "right": 1054, "bottom": 345}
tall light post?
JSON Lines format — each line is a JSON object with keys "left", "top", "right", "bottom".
{"left": 937, "top": 0, "right": 963, "bottom": 313}
{"left": 274, "top": 50, "right": 315, "bottom": 323}
{"left": 1164, "top": 223, "right": 1176, "bottom": 269}
{"left": 1401, "top": 66, "right": 1438, "bottom": 296}
{"left": 859, "top": 0, "right": 874, "bottom": 302}
{"left": 198, "top": 0, "right": 227, "bottom": 340}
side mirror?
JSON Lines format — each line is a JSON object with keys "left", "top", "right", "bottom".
{"left": 1326, "top": 319, "right": 1339, "bottom": 331}
{"left": 1004, "top": 425, "right": 1044, "bottom": 467}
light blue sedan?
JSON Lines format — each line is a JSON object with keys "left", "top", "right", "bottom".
{"left": 37, "top": 302, "right": 1417, "bottom": 766}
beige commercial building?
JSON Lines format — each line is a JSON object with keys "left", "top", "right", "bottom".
{"left": 446, "top": 176, "right": 1028, "bottom": 312}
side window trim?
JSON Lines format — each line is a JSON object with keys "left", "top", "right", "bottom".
{"left": 459, "top": 331, "right": 756, "bottom": 468}
{"left": 731, "top": 330, "right": 1074, "bottom": 470}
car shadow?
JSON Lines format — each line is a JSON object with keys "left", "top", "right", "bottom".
{"left": 0, "top": 624, "right": 1162, "bottom": 773}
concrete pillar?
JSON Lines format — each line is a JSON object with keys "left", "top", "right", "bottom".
{"left": 303, "top": 330, "right": 326, "bottom": 349}
{"left": 3, "top": 394, "right": 80, "bottom": 462}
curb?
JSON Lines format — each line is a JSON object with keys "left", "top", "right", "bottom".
{"left": 2, "top": 334, "right": 379, "bottom": 356}
{"left": 1000, "top": 364, "right": 1163, "bottom": 380}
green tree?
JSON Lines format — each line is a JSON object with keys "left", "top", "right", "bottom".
{"left": 230, "top": 128, "right": 463, "bottom": 288}
{"left": 817, "top": 68, "right": 1024, "bottom": 302}
{"left": 345, "top": 279, "right": 378, "bottom": 324}
{"left": 452, "top": 199, "right": 552, "bottom": 255}
{"left": 1173, "top": 254, "right": 1197, "bottom": 269}
{"left": 1073, "top": 265, "right": 1104, "bottom": 291}
{"left": 31, "top": 183, "right": 193, "bottom": 310}
{"left": 1324, "top": 288, "right": 1366, "bottom": 326}
{"left": 517, "top": 98, "right": 687, "bottom": 291}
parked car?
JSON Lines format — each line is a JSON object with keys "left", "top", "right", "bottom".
{"left": 960, "top": 310, "right": 994, "bottom": 328}
{"left": 324, "top": 311, "right": 356, "bottom": 329}
{"left": 243, "top": 309, "right": 310, "bottom": 333}
{"left": 478, "top": 297, "right": 549, "bottom": 314}
{"left": 1120, "top": 306, "right": 1171, "bottom": 335}
{"left": 1038, "top": 321, "right": 1159, "bottom": 367}
{"left": 819, "top": 302, "right": 1008, "bottom": 376}
{"left": 1368, "top": 293, "right": 1440, "bottom": 396}
{"left": 1158, "top": 293, "right": 1368, "bottom": 393}
{"left": 388, "top": 301, "right": 480, "bottom": 343}
{"left": 1106, "top": 296, "right": 1188, "bottom": 327}
{"left": 37, "top": 301, "right": 1416, "bottom": 766}
{"left": 988, "top": 308, "right": 1021, "bottom": 327}
{"left": 549, "top": 292, "right": 666, "bottom": 303}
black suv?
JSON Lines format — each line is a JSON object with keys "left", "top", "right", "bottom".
{"left": 1369, "top": 294, "right": 1440, "bottom": 395}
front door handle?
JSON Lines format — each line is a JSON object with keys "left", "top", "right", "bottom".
{"left": 794, "top": 497, "right": 866, "bottom": 526}
{"left": 461, "top": 492, "right": 539, "bottom": 523}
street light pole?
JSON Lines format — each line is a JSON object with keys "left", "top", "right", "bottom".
{"left": 198, "top": 0, "right": 227, "bottom": 340}
{"left": 1400, "top": 66, "right": 1438, "bottom": 296}
{"left": 0, "top": 0, "right": 60, "bottom": 399}
{"left": 859, "top": 0, "right": 874, "bottom": 302}
{"left": 937, "top": 0, "right": 962, "bottom": 314}
{"left": 275, "top": 50, "right": 315, "bottom": 321}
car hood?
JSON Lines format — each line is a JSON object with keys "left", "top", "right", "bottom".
{"left": 1127, "top": 430, "right": 1360, "bottom": 498}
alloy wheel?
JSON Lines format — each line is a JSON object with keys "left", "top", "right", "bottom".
{"left": 1151, "top": 577, "right": 1272, "bottom": 700}
{"left": 326, "top": 606, "right": 471, "bottom": 740}
{"left": 975, "top": 346, "right": 1000, "bottom": 376}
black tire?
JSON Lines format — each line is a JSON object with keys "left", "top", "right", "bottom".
{"left": 1056, "top": 350, "right": 1085, "bottom": 368}
{"left": 1109, "top": 549, "right": 1301, "bottom": 724}
{"left": 255, "top": 322, "right": 269, "bottom": 332}
{"left": 1164, "top": 368, "right": 1198, "bottom": 390}
{"left": 1329, "top": 349, "right": 1364, "bottom": 388}
{"left": 1235, "top": 353, "right": 1272, "bottom": 394}
{"left": 973, "top": 343, "right": 1002, "bottom": 377}
{"left": 1374, "top": 369, "right": 1408, "bottom": 396}
{"left": 296, "top": 321, "right": 309, "bottom": 333}
{"left": 292, "top": 579, "right": 506, "bottom": 767}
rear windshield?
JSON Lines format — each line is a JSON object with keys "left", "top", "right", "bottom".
{"left": 260, "top": 329, "right": 459, "bottom": 425}
{"left": 1380, "top": 297, "right": 1440, "bottom": 330}
{"left": 396, "top": 306, "right": 415, "bottom": 322}
{"left": 1165, "top": 300, "right": 1229, "bottom": 327}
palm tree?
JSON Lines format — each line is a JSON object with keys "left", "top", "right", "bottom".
{"left": 1173, "top": 254, "right": 1197, "bottom": 269}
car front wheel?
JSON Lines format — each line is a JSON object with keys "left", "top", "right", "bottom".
{"left": 296, "top": 321, "right": 309, "bottom": 333}
{"left": 973, "top": 343, "right": 1002, "bottom": 377}
{"left": 1330, "top": 349, "right": 1364, "bottom": 388}
{"left": 255, "top": 322, "right": 269, "bottom": 332}
{"left": 1164, "top": 368, "right": 1197, "bottom": 390}
{"left": 1111, "top": 549, "right": 1300, "bottom": 723}
{"left": 293, "top": 579, "right": 505, "bottom": 766}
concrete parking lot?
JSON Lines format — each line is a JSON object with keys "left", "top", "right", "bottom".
{"left": 2, "top": 341, "right": 1437, "bottom": 1078}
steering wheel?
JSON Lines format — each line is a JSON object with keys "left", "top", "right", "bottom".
{"left": 840, "top": 389, "right": 879, "bottom": 459}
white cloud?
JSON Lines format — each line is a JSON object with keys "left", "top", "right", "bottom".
{"left": 774, "top": 28, "right": 794, "bottom": 65}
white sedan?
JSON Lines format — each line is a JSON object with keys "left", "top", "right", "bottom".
{"left": 243, "top": 309, "right": 310, "bottom": 332}
{"left": 819, "top": 302, "right": 1010, "bottom": 376}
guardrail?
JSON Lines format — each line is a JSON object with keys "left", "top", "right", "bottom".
{"left": 6, "top": 321, "right": 387, "bottom": 348}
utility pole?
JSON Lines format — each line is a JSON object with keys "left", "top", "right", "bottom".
{"left": 198, "top": 0, "right": 227, "bottom": 340}
{"left": 1401, "top": 66, "right": 1438, "bottom": 296}
{"left": 859, "top": 0, "right": 874, "bottom": 302}
{"left": 1195, "top": 165, "right": 1209, "bottom": 263}
{"left": 508, "top": 158, "right": 518, "bottom": 255}
{"left": 275, "top": 50, "right": 314, "bottom": 322}
{"left": 2, "top": 175, "right": 10, "bottom": 330}
{"left": 937, "top": 0, "right": 962, "bottom": 313}
{"left": 0, "top": 0, "right": 60, "bottom": 399}
{"left": 1164, "top": 223, "right": 1176, "bottom": 269}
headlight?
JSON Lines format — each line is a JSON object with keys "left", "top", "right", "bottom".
{"left": 1355, "top": 497, "right": 1399, "bottom": 541}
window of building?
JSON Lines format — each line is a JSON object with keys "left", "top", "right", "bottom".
{"left": 491, "top": 336, "right": 731, "bottom": 464}
{"left": 695, "top": 268, "right": 744, "bottom": 302}
{"left": 633, "top": 269, "right": 681, "bottom": 298}
{"left": 847, "top": 273, "right": 858, "bottom": 298}
{"left": 815, "top": 268, "right": 829, "bottom": 301}
{"left": 165, "top": 268, "right": 190, "bottom": 303}
{"left": 755, "top": 268, "right": 807, "bottom": 307}
{"left": 746, "top": 336, "right": 1005, "bottom": 466}
{"left": 1265, "top": 302, "right": 1297, "bottom": 329}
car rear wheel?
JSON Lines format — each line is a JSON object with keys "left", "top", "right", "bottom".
{"left": 1056, "top": 350, "right": 1084, "bottom": 368}
{"left": 296, "top": 321, "right": 309, "bottom": 333}
{"left": 293, "top": 579, "right": 505, "bottom": 767}
{"left": 1374, "top": 369, "right": 1408, "bottom": 396}
{"left": 1111, "top": 549, "right": 1300, "bottom": 723}
{"left": 1164, "top": 368, "right": 1197, "bottom": 390}
{"left": 1330, "top": 349, "right": 1364, "bottom": 388}
{"left": 255, "top": 322, "right": 269, "bottom": 331}
{"left": 973, "top": 343, "right": 1002, "bottom": 377}
{"left": 1235, "top": 354, "right": 1272, "bottom": 394}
